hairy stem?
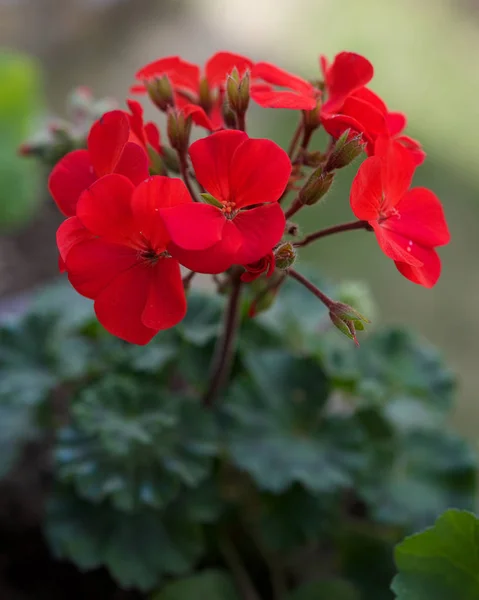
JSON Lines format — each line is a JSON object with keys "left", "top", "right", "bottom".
{"left": 294, "top": 220, "right": 371, "bottom": 247}
{"left": 284, "top": 196, "right": 302, "bottom": 220}
{"left": 287, "top": 268, "right": 335, "bottom": 310}
{"left": 202, "top": 274, "right": 242, "bottom": 406}
{"left": 182, "top": 270, "right": 196, "bottom": 289}
{"left": 287, "top": 118, "right": 303, "bottom": 158}
{"left": 219, "top": 534, "right": 262, "bottom": 600}
{"left": 179, "top": 154, "right": 200, "bottom": 202}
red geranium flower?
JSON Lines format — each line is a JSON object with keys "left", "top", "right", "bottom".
{"left": 322, "top": 87, "right": 425, "bottom": 165}
{"left": 132, "top": 52, "right": 253, "bottom": 130}
{"left": 350, "top": 137, "right": 450, "bottom": 287}
{"left": 250, "top": 52, "right": 373, "bottom": 114}
{"left": 125, "top": 99, "right": 161, "bottom": 154}
{"left": 57, "top": 175, "right": 190, "bottom": 345}
{"left": 48, "top": 110, "right": 149, "bottom": 217}
{"left": 159, "top": 130, "right": 290, "bottom": 274}
{"left": 241, "top": 251, "right": 276, "bottom": 283}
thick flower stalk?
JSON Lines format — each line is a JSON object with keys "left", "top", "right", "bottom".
{"left": 24, "top": 49, "right": 450, "bottom": 405}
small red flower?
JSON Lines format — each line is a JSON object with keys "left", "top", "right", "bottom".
{"left": 322, "top": 87, "right": 425, "bottom": 165}
{"left": 125, "top": 99, "right": 161, "bottom": 154}
{"left": 241, "top": 251, "right": 276, "bottom": 283}
{"left": 48, "top": 110, "right": 149, "bottom": 217}
{"left": 250, "top": 52, "right": 373, "bottom": 114}
{"left": 57, "top": 175, "right": 190, "bottom": 344}
{"left": 133, "top": 52, "right": 253, "bottom": 130}
{"left": 350, "top": 137, "right": 450, "bottom": 287}
{"left": 159, "top": 130, "right": 290, "bottom": 274}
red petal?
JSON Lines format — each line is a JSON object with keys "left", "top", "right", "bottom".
{"left": 386, "top": 111, "right": 407, "bottom": 136}
{"left": 322, "top": 52, "right": 374, "bottom": 114}
{"left": 252, "top": 62, "right": 315, "bottom": 97}
{"left": 113, "top": 141, "right": 149, "bottom": 185}
{"left": 395, "top": 247, "right": 441, "bottom": 288}
{"left": 66, "top": 239, "right": 139, "bottom": 299}
{"left": 371, "top": 222, "right": 423, "bottom": 266}
{"left": 48, "top": 150, "right": 96, "bottom": 216}
{"left": 141, "top": 258, "right": 186, "bottom": 330}
{"left": 375, "top": 136, "right": 415, "bottom": 209}
{"left": 351, "top": 87, "right": 387, "bottom": 114}
{"left": 160, "top": 202, "right": 225, "bottom": 250}
{"left": 56, "top": 216, "right": 93, "bottom": 263}
{"left": 133, "top": 176, "right": 192, "bottom": 250}
{"left": 87, "top": 111, "right": 130, "bottom": 176}
{"left": 350, "top": 156, "right": 383, "bottom": 220}
{"left": 251, "top": 84, "right": 317, "bottom": 110}
{"left": 94, "top": 262, "right": 158, "bottom": 345}
{"left": 338, "top": 96, "right": 387, "bottom": 137}
{"left": 389, "top": 187, "right": 450, "bottom": 247}
{"left": 232, "top": 203, "right": 286, "bottom": 265}
{"left": 168, "top": 233, "right": 240, "bottom": 274}
{"left": 205, "top": 52, "right": 253, "bottom": 88}
{"left": 189, "top": 130, "right": 247, "bottom": 202}
{"left": 135, "top": 56, "right": 200, "bottom": 92}
{"left": 145, "top": 122, "right": 161, "bottom": 152}
{"left": 130, "top": 84, "right": 147, "bottom": 94}
{"left": 181, "top": 104, "right": 216, "bottom": 131}
{"left": 229, "top": 138, "right": 291, "bottom": 208}
{"left": 76, "top": 174, "right": 137, "bottom": 244}
{"left": 396, "top": 135, "right": 426, "bottom": 166}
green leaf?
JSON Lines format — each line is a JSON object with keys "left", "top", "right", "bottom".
{"left": 153, "top": 570, "right": 240, "bottom": 600}
{"left": 287, "top": 579, "right": 360, "bottom": 600}
{"left": 56, "top": 375, "right": 219, "bottom": 511}
{"left": 46, "top": 488, "right": 204, "bottom": 592}
{"left": 223, "top": 355, "right": 366, "bottom": 492}
{"left": 0, "top": 401, "right": 38, "bottom": 478}
{"left": 392, "top": 510, "right": 479, "bottom": 599}
{"left": 360, "top": 429, "right": 477, "bottom": 531}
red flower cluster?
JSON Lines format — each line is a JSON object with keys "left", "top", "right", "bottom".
{"left": 48, "top": 49, "right": 450, "bottom": 345}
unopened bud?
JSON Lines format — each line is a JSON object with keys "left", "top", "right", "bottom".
{"left": 199, "top": 77, "right": 213, "bottom": 112}
{"left": 303, "top": 99, "right": 321, "bottom": 130}
{"left": 299, "top": 167, "right": 334, "bottom": 205}
{"left": 160, "top": 146, "right": 180, "bottom": 172}
{"left": 222, "top": 101, "right": 237, "bottom": 129}
{"left": 226, "top": 68, "right": 250, "bottom": 115}
{"left": 146, "top": 76, "right": 174, "bottom": 111}
{"left": 329, "top": 301, "right": 370, "bottom": 346}
{"left": 274, "top": 242, "right": 296, "bottom": 269}
{"left": 167, "top": 110, "right": 192, "bottom": 154}
{"left": 147, "top": 146, "right": 166, "bottom": 175}
{"left": 325, "top": 130, "right": 365, "bottom": 171}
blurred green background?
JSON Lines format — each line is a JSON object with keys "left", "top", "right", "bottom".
{"left": 0, "top": 0, "right": 477, "bottom": 435}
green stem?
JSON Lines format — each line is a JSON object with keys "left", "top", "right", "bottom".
{"left": 287, "top": 268, "right": 335, "bottom": 310}
{"left": 202, "top": 274, "right": 242, "bottom": 406}
{"left": 219, "top": 534, "right": 262, "bottom": 600}
{"left": 294, "top": 220, "right": 371, "bottom": 247}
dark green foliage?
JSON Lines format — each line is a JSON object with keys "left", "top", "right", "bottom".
{"left": 0, "top": 280, "right": 476, "bottom": 596}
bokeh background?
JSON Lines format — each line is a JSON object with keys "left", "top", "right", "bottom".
{"left": 1, "top": 0, "right": 478, "bottom": 435}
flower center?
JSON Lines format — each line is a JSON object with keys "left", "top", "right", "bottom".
{"left": 222, "top": 200, "right": 237, "bottom": 219}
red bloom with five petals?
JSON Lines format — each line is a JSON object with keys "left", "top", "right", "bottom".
{"left": 350, "top": 137, "right": 449, "bottom": 287}
{"left": 159, "top": 130, "right": 291, "bottom": 274}
{"left": 250, "top": 52, "right": 373, "bottom": 115}
{"left": 58, "top": 175, "right": 190, "bottom": 345}
{"left": 322, "top": 87, "right": 425, "bottom": 165}
{"left": 133, "top": 52, "right": 253, "bottom": 130}
{"left": 48, "top": 110, "right": 149, "bottom": 217}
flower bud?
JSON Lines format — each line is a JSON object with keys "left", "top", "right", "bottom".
{"left": 299, "top": 167, "right": 334, "bottom": 206}
{"left": 146, "top": 76, "right": 174, "bottom": 111}
{"left": 222, "top": 100, "right": 237, "bottom": 129}
{"left": 226, "top": 68, "right": 250, "bottom": 115}
{"left": 329, "top": 301, "right": 370, "bottom": 346}
{"left": 167, "top": 110, "right": 192, "bottom": 154}
{"left": 325, "top": 129, "right": 365, "bottom": 171}
{"left": 160, "top": 146, "right": 180, "bottom": 172}
{"left": 199, "top": 77, "right": 213, "bottom": 112}
{"left": 274, "top": 242, "right": 296, "bottom": 269}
